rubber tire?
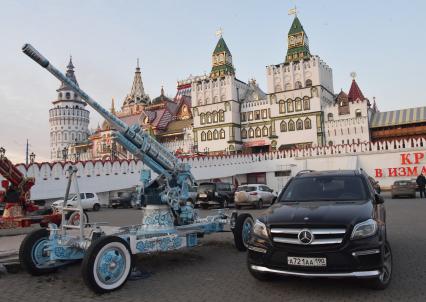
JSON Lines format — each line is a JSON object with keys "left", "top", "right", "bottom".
{"left": 222, "top": 199, "right": 229, "bottom": 208}
{"left": 233, "top": 214, "right": 254, "bottom": 252}
{"left": 66, "top": 211, "right": 89, "bottom": 226}
{"left": 81, "top": 236, "right": 133, "bottom": 294}
{"left": 93, "top": 203, "right": 101, "bottom": 211}
{"left": 367, "top": 241, "right": 392, "bottom": 290}
{"left": 19, "top": 228, "right": 57, "bottom": 276}
{"left": 256, "top": 199, "right": 263, "bottom": 209}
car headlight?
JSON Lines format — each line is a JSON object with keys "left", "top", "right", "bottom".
{"left": 252, "top": 220, "right": 269, "bottom": 239}
{"left": 351, "top": 219, "right": 377, "bottom": 240}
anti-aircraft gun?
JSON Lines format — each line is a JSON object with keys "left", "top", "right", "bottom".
{"left": 20, "top": 44, "right": 254, "bottom": 294}
{"left": 22, "top": 44, "right": 195, "bottom": 225}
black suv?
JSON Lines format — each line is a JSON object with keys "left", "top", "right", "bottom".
{"left": 247, "top": 170, "right": 392, "bottom": 290}
{"left": 196, "top": 182, "right": 234, "bottom": 209}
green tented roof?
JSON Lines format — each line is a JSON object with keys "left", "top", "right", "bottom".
{"left": 288, "top": 16, "right": 305, "bottom": 35}
{"left": 213, "top": 37, "right": 231, "bottom": 54}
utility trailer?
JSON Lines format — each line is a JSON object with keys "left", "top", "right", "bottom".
{"left": 19, "top": 44, "right": 254, "bottom": 294}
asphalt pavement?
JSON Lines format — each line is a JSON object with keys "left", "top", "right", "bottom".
{"left": 0, "top": 196, "right": 425, "bottom": 302}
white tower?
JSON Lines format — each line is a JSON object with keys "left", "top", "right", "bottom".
{"left": 49, "top": 57, "right": 90, "bottom": 161}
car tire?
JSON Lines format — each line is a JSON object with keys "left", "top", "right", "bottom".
{"left": 367, "top": 241, "right": 392, "bottom": 290}
{"left": 81, "top": 236, "right": 133, "bottom": 294}
{"left": 93, "top": 203, "right": 101, "bottom": 211}
{"left": 222, "top": 199, "right": 229, "bottom": 208}
{"left": 233, "top": 214, "right": 254, "bottom": 251}
{"left": 256, "top": 199, "right": 263, "bottom": 209}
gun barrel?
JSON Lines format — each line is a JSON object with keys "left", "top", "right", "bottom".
{"left": 22, "top": 44, "right": 180, "bottom": 173}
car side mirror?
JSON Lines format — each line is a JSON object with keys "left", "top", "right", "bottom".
{"left": 375, "top": 193, "right": 384, "bottom": 204}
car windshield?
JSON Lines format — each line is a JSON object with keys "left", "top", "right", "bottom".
{"left": 198, "top": 184, "right": 215, "bottom": 193}
{"left": 279, "top": 175, "right": 368, "bottom": 202}
{"left": 236, "top": 186, "right": 257, "bottom": 192}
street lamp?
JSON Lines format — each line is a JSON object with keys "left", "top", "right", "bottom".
{"left": 62, "top": 147, "right": 68, "bottom": 161}
{"left": 0, "top": 146, "right": 5, "bottom": 159}
{"left": 29, "top": 152, "right": 36, "bottom": 163}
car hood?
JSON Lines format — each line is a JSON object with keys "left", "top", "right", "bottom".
{"left": 263, "top": 200, "right": 374, "bottom": 227}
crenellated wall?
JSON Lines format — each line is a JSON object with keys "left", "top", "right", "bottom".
{"left": 2, "top": 138, "right": 425, "bottom": 202}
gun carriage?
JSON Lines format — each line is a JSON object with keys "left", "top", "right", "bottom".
{"left": 19, "top": 44, "right": 254, "bottom": 293}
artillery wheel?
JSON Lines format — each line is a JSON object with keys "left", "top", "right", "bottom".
{"left": 233, "top": 214, "right": 254, "bottom": 252}
{"left": 67, "top": 211, "right": 89, "bottom": 226}
{"left": 82, "top": 236, "right": 133, "bottom": 294}
{"left": 19, "top": 228, "right": 60, "bottom": 275}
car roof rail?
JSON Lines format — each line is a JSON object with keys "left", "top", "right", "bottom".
{"left": 296, "top": 169, "right": 316, "bottom": 176}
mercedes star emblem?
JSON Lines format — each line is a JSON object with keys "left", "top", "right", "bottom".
{"left": 298, "top": 229, "right": 314, "bottom": 244}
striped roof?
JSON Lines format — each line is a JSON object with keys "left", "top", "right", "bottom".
{"left": 370, "top": 106, "right": 426, "bottom": 128}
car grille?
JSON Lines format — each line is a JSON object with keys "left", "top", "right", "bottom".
{"left": 270, "top": 227, "right": 347, "bottom": 245}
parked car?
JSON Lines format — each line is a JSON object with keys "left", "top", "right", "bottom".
{"left": 247, "top": 170, "right": 392, "bottom": 290}
{"left": 52, "top": 192, "right": 101, "bottom": 211}
{"left": 196, "top": 182, "right": 234, "bottom": 209}
{"left": 234, "top": 184, "right": 276, "bottom": 209}
{"left": 391, "top": 180, "right": 416, "bottom": 198}
{"left": 410, "top": 178, "right": 420, "bottom": 192}
{"left": 110, "top": 192, "right": 134, "bottom": 209}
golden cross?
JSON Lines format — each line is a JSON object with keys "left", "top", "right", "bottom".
{"left": 350, "top": 72, "right": 357, "bottom": 79}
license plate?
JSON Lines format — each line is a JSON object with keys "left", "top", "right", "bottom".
{"left": 287, "top": 256, "right": 327, "bottom": 267}
{"left": 199, "top": 193, "right": 207, "bottom": 197}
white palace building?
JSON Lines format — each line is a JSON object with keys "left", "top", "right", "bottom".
{"left": 2, "top": 15, "right": 425, "bottom": 203}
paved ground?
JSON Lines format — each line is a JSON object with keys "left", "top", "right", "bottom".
{"left": 1, "top": 196, "right": 426, "bottom": 301}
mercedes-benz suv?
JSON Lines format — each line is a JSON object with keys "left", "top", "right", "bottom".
{"left": 246, "top": 170, "right": 392, "bottom": 290}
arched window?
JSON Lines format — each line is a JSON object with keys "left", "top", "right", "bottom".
{"left": 355, "top": 109, "right": 362, "bottom": 118}
{"left": 212, "top": 111, "right": 218, "bottom": 123}
{"left": 220, "top": 129, "right": 225, "bottom": 139}
{"left": 328, "top": 113, "right": 334, "bottom": 121}
{"left": 279, "top": 100, "right": 286, "bottom": 113}
{"left": 303, "top": 97, "right": 310, "bottom": 110}
{"left": 207, "top": 131, "right": 212, "bottom": 140}
{"left": 295, "top": 98, "right": 302, "bottom": 111}
{"left": 248, "top": 128, "right": 254, "bottom": 138}
{"left": 255, "top": 127, "right": 261, "bottom": 137}
{"left": 287, "top": 100, "right": 294, "bottom": 112}
{"left": 304, "top": 118, "right": 312, "bottom": 129}
{"left": 296, "top": 119, "right": 303, "bottom": 130}
{"left": 295, "top": 81, "right": 302, "bottom": 89}
{"left": 262, "top": 126, "right": 268, "bottom": 137}
{"left": 206, "top": 113, "right": 212, "bottom": 123}
{"left": 288, "top": 120, "right": 295, "bottom": 131}
{"left": 58, "top": 92, "right": 62, "bottom": 98}
{"left": 305, "top": 79, "right": 312, "bottom": 87}
{"left": 241, "top": 129, "right": 247, "bottom": 139}
{"left": 285, "top": 83, "right": 291, "bottom": 91}
{"left": 280, "top": 121, "right": 287, "bottom": 132}
{"left": 65, "top": 92, "right": 71, "bottom": 99}
{"left": 201, "top": 131, "right": 206, "bottom": 141}
{"left": 205, "top": 97, "right": 210, "bottom": 104}
{"left": 71, "top": 133, "right": 75, "bottom": 141}
{"left": 219, "top": 110, "right": 225, "bottom": 122}
{"left": 200, "top": 113, "right": 205, "bottom": 124}
{"left": 213, "top": 129, "right": 219, "bottom": 139}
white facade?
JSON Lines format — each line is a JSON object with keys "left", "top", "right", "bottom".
{"left": 49, "top": 58, "right": 90, "bottom": 161}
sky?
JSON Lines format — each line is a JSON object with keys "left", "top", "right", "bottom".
{"left": 0, "top": 0, "right": 425, "bottom": 163}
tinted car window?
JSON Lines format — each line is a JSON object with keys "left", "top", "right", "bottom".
{"left": 394, "top": 181, "right": 410, "bottom": 186}
{"left": 198, "top": 184, "right": 215, "bottom": 193}
{"left": 86, "top": 193, "right": 94, "bottom": 198}
{"left": 237, "top": 186, "right": 256, "bottom": 192}
{"left": 280, "top": 175, "right": 368, "bottom": 202}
